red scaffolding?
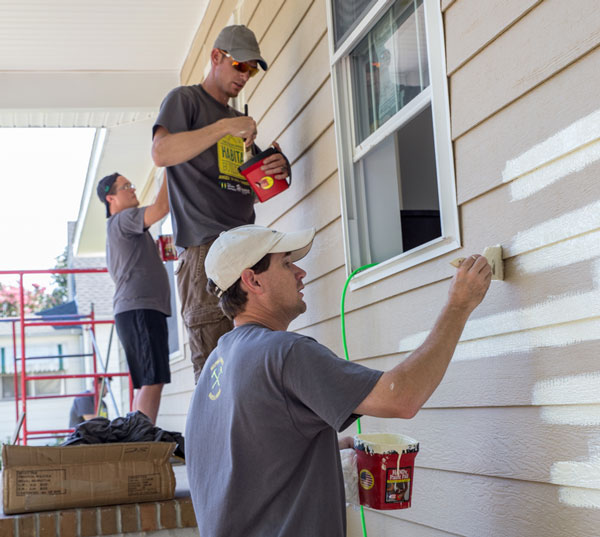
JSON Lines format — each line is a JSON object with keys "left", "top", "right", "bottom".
{"left": 0, "top": 268, "right": 132, "bottom": 445}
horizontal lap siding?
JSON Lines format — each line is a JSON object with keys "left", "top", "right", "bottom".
{"left": 382, "top": 468, "right": 600, "bottom": 537}
{"left": 444, "top": 0, "right": 542, "bottom": 75}
{"left": 449, "top": 0, "right": 600, "bottom": 139}
{"left": 455, "top": 44, "right": 600, "bottom": 204}
{"left": 346, "top": 0, "right": 600, "bottom": 535}
{"left": 360, "top": 407, "right": 600, "bottom": 488}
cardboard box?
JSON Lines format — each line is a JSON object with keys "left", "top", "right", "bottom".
{"left": 2, "top": 442, "right": 176, "bottom": 514}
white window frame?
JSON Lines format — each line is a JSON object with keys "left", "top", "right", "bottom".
{"left": 327, "top": 0, "right": 460, "bottom": 289}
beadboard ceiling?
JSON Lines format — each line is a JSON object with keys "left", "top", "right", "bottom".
{"left": 0, "top": 1, "right": 209, "bottom": 255}
{"left": 0, "top": 0, "right": 208, "bottom": 128}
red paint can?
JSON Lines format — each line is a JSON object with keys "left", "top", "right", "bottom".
{"left": 354, "top": 433, "right": 419, "bottom": 510}
{"left": 238, "top": 147, "right": 291, "bottom": 203}
{"left": 157, "top": 234, "right": 178, "bottom": 261}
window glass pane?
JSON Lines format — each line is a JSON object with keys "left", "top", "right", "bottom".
{"left": 1, "top": 375, "right": 32, "bottom": 399}
{"left": 351, "top": 0, "right": 429, "bottom": 143}
{"left": 34, "top": 378, "right": 62, "bottom": 396}
{"left": 332, "top": 0, "right": 377, "bottom": 49}
{"left": 350, "top": 105, "right": 440, "bottom": 267}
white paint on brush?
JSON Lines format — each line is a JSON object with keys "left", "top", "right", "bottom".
{"left": 532, "top": 372, "right": 600, "bottom": 406}
{"left": 507, "top": 200, "right": 600, "bottom": 257}
{"left": 503, "top": 108, "right": 600, "bottom": 197}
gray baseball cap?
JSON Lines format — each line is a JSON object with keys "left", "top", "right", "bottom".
{"left": 214, "top": 25, "right": 267, "bottom": 71}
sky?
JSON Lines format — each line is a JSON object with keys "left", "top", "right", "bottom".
{"left": 0, "top": 128, "right": 96, "bottom": 289}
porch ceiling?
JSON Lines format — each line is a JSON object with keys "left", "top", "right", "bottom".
{"left": 0, "top": 0, "right": 209, "bottom": 255}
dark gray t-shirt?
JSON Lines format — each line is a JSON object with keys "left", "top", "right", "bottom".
{"left": 185, "top": 324, "right": 383, "bottom": 537}
{"left": 106, "top": 207, "right": 171, "bottom": 316}
{"left": 153, "top": 84, "right": 256, "bottom": 248}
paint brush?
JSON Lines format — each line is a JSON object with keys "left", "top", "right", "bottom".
{"left": 450, "top": 245, "right": 504, "bottom": 280}
{"left": 244, "top": 104, "right": 253, "bottom": 161}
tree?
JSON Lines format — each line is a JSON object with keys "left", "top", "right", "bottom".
{"left": 48, "top": 246, "right": 68, "bottom": 305}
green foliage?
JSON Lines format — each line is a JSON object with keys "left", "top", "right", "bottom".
{"left": 49, "top": 246, "right": 69, "bottom": 305}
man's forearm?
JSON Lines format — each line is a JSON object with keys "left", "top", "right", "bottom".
{"left": 152, "top": 122, "right": 229, "bottom": 167}
{"left": 143, "top": 173, "right": 170, "bottom": 228}
{"left": 391, "top": 303, "right": 471, "bottom": 416}
{"left": 354, "top": 256, "right": 491, "bottom": 419}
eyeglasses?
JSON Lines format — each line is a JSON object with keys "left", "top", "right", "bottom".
{"left": 115, "top": 183, "right": 135, "bottom": 192}
{"left": 219, "top": 50, "right": 259, "bottom": 78}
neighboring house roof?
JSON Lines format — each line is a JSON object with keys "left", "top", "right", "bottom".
{"left": 35, "top": 300, "right": 82, "bottom": 330}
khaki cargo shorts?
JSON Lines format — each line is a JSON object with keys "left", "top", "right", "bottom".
{"left": 175, "top": 242, "right": 233, "bottom": 382}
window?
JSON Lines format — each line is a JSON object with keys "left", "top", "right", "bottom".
{"left": 0, "top": 342, "right": 66, "bottom": 399}
{"left": 328, "top": 0, "right": 460, "bottom": 287}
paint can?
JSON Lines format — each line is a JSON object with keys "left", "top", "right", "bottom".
{"left": 354, "top": 433, "right": 419, "bottom": 510}
{"left": 157, "top": 234, "right": 178, "bottom": 261}
{"left": 238, "top": 147, "right": 291, "bottom": 203}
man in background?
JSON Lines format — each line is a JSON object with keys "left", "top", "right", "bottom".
{"left": 97, "top": 172, "right": 171, "bottom": 424}
{"left": 69, "top": 377, "right": 110, "bottom": 427}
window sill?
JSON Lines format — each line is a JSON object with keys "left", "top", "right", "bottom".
{"left": 348, "top": 235, "right": 461, "bottom": 290}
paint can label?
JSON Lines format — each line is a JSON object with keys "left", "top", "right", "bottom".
{"left": 385, "top": 467, "right": 411, "bottom": 503}
{"left": 157, "top": 235, "right": 178, "bottom": 261}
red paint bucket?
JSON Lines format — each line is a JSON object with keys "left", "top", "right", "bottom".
{"left": 354, "top": 433, "right": 419, "bottom": 510}
{"left": 157, "top": 234, "right": 178, "bottom": 261}
{"left": 238, "top": 147, "right": 291, "bottom": 203}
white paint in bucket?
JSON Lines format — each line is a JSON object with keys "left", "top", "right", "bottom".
{"left": 355, "top": 433, "right": 418, "bottom": 474}
{"left": 354, "top": 433, "right": 418, "bottom": 455}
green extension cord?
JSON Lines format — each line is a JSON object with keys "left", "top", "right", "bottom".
{"left": 340, "top": 263, "right": 377, "bottom": 537}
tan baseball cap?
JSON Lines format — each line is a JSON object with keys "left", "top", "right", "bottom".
{"left": 206, "top": 225, "right": 316, "bottom": 297}
{"left": 213, "top": 25, "right": 268, "bottom": 71}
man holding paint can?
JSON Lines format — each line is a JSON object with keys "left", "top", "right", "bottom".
{"left": 185, "top": 224, "right": 491, "bottom": 537}
{"left": 152, "top": 25, "right": 291, "bottom": 381}
{"left": 97, "top": 172, "right": 171, "bottom": 424}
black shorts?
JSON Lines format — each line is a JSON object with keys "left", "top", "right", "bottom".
{"left": 114, "top": 309, "right": 171, "bottom": 389}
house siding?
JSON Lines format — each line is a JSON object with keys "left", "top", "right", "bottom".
{"left": 160, "top": 0, "right": 600, "bottom": 535}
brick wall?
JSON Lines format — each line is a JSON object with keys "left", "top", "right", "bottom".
{"left": 0, "top": 497, "right": 197, "bottom": 537}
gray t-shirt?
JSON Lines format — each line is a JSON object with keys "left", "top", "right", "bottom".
{"left": 185, "top": 323, "right": 383, "bottom": 537}
{"left": 153, "top": 84, "right": 256, "bottom": 248}
{"left": 106, "top": 207, "right": 171, "bottom": 316}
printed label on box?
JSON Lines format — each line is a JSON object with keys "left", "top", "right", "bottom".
{"left": 128, "top": 473, "right": 160, "bottom": 496}
{"left": 16, "top": 469, "right": 66, "bottom": 496}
